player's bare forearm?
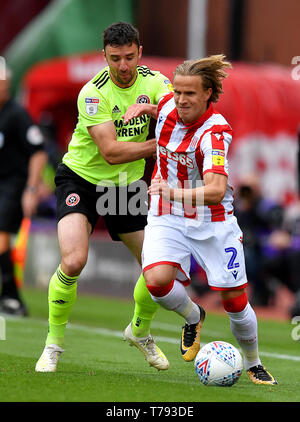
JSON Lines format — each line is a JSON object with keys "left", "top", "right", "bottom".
{"left": 171, "top": 185, "right": 224, "bottom": 206}
{"left": 122, "top": 104, "right": 158, "bottom": 124}
{"left": 26, "top": 150, "right": 47, "bottom": 190}
{"left": 21, "top": 150, "right": 47, "bottom": 217}
{"left": 89, "top": 122, "right": 156, "bottom": 165}
{"left": 103, "top": 138, "right": 156, "bottom": 164}
{"left": 149, "top": 173, "right": 227, "bottom": 206}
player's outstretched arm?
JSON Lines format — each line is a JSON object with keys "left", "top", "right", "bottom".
{"left": 122, "top": 103, "right": 158, "bottom": 124}
{"left": 88, "top": 121, "right": 156, "bottom": 165}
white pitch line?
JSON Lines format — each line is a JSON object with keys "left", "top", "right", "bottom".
{"left": 151, "top": 321, "right": 224, "bottom": 338}
{"left": 256, "top": 351, "right": 300, "bottom": 362}
{"left": 68, "top": 323, "right": 180, "bottom": 345}
{"left": 4, "top": 315, "right": 300, "bottom": 362}
{"left": 67, "top": 322, "right": 300, "bottom": 362}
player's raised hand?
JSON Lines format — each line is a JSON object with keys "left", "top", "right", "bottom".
{"left": 148, "top": 175, "right": 172, "bottom": 201}
{"left": 122, "top": 104, "right": 147, "bottom": 124}
{"left": 122, "top": 104, "right": 158, "bottom": 124}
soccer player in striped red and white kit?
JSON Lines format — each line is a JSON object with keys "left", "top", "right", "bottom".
{"left": 140, "top": 55, "right": 277, "bottom": 385}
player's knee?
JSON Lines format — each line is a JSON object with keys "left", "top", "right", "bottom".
{"left": 221, "top": 290, "right": 248, "bottom": 313}
{"left": 61, "top": 252, "right": 87, "bottom": 277}
{"left": 144, "top": 267, "right": 173, "bottom": 287}
{"left": 146, "top": 280, "right": 175, "bottom": 299}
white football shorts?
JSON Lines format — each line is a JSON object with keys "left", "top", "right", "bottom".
{"left": 142, "top": 214, "right": 248, "bottom": 290}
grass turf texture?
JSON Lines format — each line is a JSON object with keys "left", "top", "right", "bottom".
{"left": 0, "top": 287, "right": 299, "bottom": 402}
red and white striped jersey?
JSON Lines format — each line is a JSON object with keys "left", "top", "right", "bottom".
{"left": 149, "top": 92, "right": 235, "bottom": 222}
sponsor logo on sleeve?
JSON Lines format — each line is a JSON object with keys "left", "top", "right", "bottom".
{"left": 85, "top": 97, "right": 99, "bottom": 115}
{"left": 212, "top": 150, "right": 225, "bottom": 166}
{"left": 164, "top": 79, "right": 173, "bottom": 91}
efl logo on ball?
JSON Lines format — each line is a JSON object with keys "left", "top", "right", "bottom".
{"left": 194, "top": 341, "right": 243, "bottom": 386}
{"left": 66, "top": 193, "right": 80, "bottom": 207}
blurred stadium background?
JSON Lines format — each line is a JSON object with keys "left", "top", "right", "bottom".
{"left": 1, "top": 0, "right": 300, "bottom": 319}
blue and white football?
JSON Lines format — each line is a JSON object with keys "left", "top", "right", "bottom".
{"left": 195, "top": 341, "right": 243, "bottom": 386}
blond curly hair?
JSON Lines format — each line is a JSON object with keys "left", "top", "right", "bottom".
{"left": 173, "top": 54, "right": 232, "bottom": 103}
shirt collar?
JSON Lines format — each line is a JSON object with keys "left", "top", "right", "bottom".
{"left": 176, "top": 102, "right": 214, "bottom": 128}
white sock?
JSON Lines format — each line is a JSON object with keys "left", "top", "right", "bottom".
{"left": 150, "top": 280, "right": 200, "bottom": 324}
{"left": 227, "top": 302, "right": 261, "bottom": 370}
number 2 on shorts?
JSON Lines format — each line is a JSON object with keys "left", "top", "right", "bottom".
{"left": 225, "top": 247, "right": 240, "bottom": 270}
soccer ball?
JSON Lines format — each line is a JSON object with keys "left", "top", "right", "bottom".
{"left": 194, "top": 341, "right": 243, "bottom": 386}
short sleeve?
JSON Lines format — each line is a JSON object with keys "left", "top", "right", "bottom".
{"left": 77, "top": 83, "right": 112, "bottom": 127}
{"left": 152, "top": 72, "right": 174, "bottom": 104}
{"left": 14, "top": 107, "right": 45, "bottom": 156}
{"left": 200, "top": 130, "right": 232, "bottom": 177}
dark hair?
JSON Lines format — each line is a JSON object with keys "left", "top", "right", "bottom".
{"left": 102, "top": 21, "right": 140, "bottom": 49}
{"left": 173, "top": 54, "right": 232, "bottom": 104}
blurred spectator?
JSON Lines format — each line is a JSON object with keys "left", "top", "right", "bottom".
{"left": 263, "top": 199, "right": 300, "bottom": 317}
{"left": 234, "top": 174, "right": 284, "bottom": 306}
{"left": 0, "top": 67, "right": 47, "bottom": 316}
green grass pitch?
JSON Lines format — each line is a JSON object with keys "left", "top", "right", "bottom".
{"left": 0, "top": 287, "right": 299, "bottom": 402}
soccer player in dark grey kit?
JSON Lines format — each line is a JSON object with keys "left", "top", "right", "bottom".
{"left": 0, "top": 68, "right": 47, "bottom": 315}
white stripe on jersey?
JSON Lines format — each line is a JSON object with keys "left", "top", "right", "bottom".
{"left": 150, "top": 95, "right": 234, "bottom": 222}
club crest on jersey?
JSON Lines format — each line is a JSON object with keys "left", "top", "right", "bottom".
{"left": 85, "top": 97, "right": 99, "bottom": 115}
{"left": 66, "top": 193, "right": 80, "bottom": 207}
{"left": 136, "top": 95, "right": 150, "bottom": 104}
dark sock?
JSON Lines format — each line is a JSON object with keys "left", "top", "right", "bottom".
{"left": 0, "top": 250, "right": 20, "bottom": 299}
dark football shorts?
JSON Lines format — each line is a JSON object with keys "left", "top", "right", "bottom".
{"left": 55, "top": 163, "right": 148, "bottom": 241}
{"left": 0, "top": 176, "right": 26, "bottom": 233}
